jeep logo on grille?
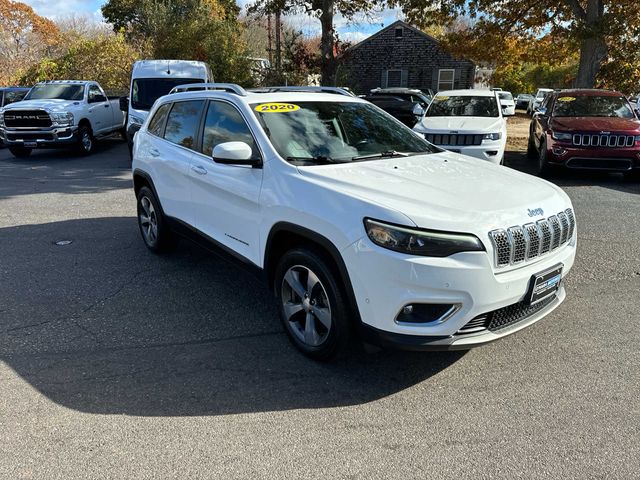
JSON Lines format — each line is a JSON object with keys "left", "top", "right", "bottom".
{"left": 527, "top": 208, "right": 544, "bottom": 217}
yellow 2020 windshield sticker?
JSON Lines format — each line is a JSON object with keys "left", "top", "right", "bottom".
{"left": 435, "top": 96, "right": 449, "bottom": 101}
{"left": 557, "top": 96, "right": 576, "bottom": 102}
{"left": 255, "top": 103, "right": 300, "bottom": 113}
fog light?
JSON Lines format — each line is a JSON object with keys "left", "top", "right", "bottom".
{"left": 553, "top": 147, "right": 567, "bottom": 156}
{"left": 395, "top": 303, "right": 459, "bottom": 324}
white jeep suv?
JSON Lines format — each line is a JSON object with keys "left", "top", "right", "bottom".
{"left": 132, "top": 84, "right": 577, "bottom": 360}
{"left": 413, "top": 90, "right": 509, "bottom": 164}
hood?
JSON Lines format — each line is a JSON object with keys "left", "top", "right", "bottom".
{"left": 2, "top": 99, "right": 82, "bottom": 113}
{"left": 416, "top": 116, "right": 504, "bottom": 134}
{"left": 297, "top": 152, "right": 570, "bottom": 235}
{"left": 550, "top": 116, "right": 640, "bottom": 133}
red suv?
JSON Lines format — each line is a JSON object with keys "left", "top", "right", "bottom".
{"left": 527, "top": 89, "right": 640, "bottom": 179}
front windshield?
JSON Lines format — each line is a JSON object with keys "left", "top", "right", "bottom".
{"left": 498, "top": 92, "right": 513, "bottom": 101}
{"left": 553, "top": 95, "right": 635, "bottom": 118}
{"left": 25, "top": 84, "right": 84, "bottom": 101}
{"left": 252, "top": 101, "right": 436, "bottom": 165}
{"left": 426, "top": 95, "right": 499, "bottom": 117}
{"left": 132, "top": 78, "right": 204, "bottom": 110}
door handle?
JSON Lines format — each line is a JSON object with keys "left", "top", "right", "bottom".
{"left": 191, "top": 165, "right": 207, "bottom": 175}
{"left": 149, "top": 148, "right": 160, "bottom": 157}
{"left": 104, "top": 104, "right": 110, "bottom": 108}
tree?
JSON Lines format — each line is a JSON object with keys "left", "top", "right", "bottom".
{"left": 398, "top": 0, "right": 640, "bottom": 88}
{"left": 101, "top": 0, "right": 252, "bottom": 84}
{"left": 0, "top": 0, "right": 61, "bottom": 84}
{"left": 18, "top": 32, "right": 145, "bottom": 94}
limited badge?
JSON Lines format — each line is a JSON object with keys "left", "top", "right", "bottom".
{"left": 557, "top": 97, "right": 576, "bottom": 102}
{"left": 254, "top": 103, "right": 300, "bottom": 113}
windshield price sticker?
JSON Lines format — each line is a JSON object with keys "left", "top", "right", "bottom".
{"left": 435, "top": 96, "right": 449, "bottom": 101}
{"left": 255, "top": 103, "right": 300, "bottom": 113}
{"left": 557, "top": 96, "right": 576, "bottom": 102}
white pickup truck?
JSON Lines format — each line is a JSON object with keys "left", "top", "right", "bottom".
{"left": 0, "top": 80, "right": 125, "bottom": 157}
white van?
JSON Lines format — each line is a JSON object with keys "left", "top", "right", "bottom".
{"left": 123, "top": 60, "right": 212, "bottom": 153}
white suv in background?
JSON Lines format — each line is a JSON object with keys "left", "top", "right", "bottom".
{"left": 132, "top": 84, "right": 576, "bottom": 360}
{"left": 412, "top": 90, "right": 510, "bottom": 164}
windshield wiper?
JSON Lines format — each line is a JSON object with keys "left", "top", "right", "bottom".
{"left": 352, "top": 150, "right": 410, "bottom": 161}
{"left": 286, "top": 155, "right": 349, "bottom": 165}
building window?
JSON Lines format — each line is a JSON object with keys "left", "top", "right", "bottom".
{"left": 438, "top": 69, "right": 455, "bottom": 91}
{"left": 395, "top": 27, "right": 403, "bottom": 39}
{"left": 386, "top": 70, "right": 402, "bottom": 87}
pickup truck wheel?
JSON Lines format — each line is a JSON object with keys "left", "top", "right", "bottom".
{"left": 8, "top": 146, "right": 32, "bottom": 158}
{"left": 275, "top": 248, "right": 350, "bottom": 360}
{"left": 136, "top": 186, "right": 175, "bottom": 253}
{"left": 76, "top": 125, "right": 94, "bottom": 156}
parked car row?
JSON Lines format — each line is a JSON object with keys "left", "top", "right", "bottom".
{"left": 0, "top": 60, "right": 212, "bottom": 158}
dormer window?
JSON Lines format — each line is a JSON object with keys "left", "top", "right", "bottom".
{"left": 395, "top": 27, "right": 403, "bottom": 39}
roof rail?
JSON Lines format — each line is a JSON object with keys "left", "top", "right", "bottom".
{"left": 248, "top": 86, "right": 355, "bottom": 97}
{"left": 169, "top": 83, "right": 247, "bottom": 96}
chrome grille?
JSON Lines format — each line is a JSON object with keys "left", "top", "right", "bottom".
{"left": 572, "top": 133, "right": 635, "bottom": 148}
{"left": 4, "top": 109, "right": 52, "bottom": 128}
{"left": 489, "top": 209, "right": 575, "bottom": 268}
{"left": 424, "top": 133, "right": 483, "bottom": 146}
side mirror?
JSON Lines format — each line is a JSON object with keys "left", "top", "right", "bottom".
{"left": 412, "top": 103, "right": 425, "bottom": 118}
{"left": 212, "top": 141, "right": 260, "bottom": 166}
{"left": 534, "top": 107, "right": 547, "bottom": 117}
{"left": 119, "top": 96, "right": 129, "bottom": 112}
{"left": 634, "top": 108, "right": 640, "bottom": 119}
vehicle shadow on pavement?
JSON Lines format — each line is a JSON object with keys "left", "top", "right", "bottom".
{"left": 0, "top": 140, "right": 131, "bottom": 200}
{"left": 0, "top": 217, "right": 464, "bottom": 416}
{"left": 504, "top": 151, "right": 640, "bottom": 195}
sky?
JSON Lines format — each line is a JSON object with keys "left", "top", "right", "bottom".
{"left": 19, "top": 0, "right": 403, "bottom": 43}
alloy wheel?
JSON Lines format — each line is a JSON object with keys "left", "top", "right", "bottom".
{"left": 281, "top": 265, "right": 332, "bottom": 347}
{"left": 139, "top": 196, "right": 158, "bottom": 245}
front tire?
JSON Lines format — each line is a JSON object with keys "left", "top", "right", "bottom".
{"left": 537, "top": 139, "right": 554, "bottom": 177}
{"left": 76, "top": 125, "right": 94, "bottom": 156}
{"left": 274, "top": 248, "right": 351, "bottom": 360}
{"left": 8, "top": 146, "right": 32, "bottom": 158}
{"left": 136, "top": 186, "right": 175, "bottom": 253}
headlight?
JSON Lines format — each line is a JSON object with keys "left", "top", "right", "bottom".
{"left": 364, "top": 218, "right": 485, "bottom": 257}
{"left": 552, "top": 131, "right": 573, "bottom": 141}
{"left": 483, "top": 132, "right": 502, "bottom": 141}
{"left": 51, "top": 112, "right": 74, "bottom": 126}
{"left": 130, "top": 115, "right": 144, "bottom": 126}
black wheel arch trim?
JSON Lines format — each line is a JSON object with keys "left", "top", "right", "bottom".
{"left": 264, "top": 222, "right": 363, "bottom": 324}
{"left": 133, "top": 169, "right": 166, "bottom": 215}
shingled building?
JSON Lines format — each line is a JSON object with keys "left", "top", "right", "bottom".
{"left": 339, "top": 20, "right": 476, "bottom": 94}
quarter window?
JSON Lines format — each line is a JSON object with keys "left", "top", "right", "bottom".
{"left": 201, "top": 101, "right": 257, "bottom": 157}
{"left": 148, "top": 103, "right": 171, "bottom": 137}
{"left": 164, "top": 100, "right": 204, "bottom": 150}
{"left": 438, "top": 69, "right": 455, "bottom": 91}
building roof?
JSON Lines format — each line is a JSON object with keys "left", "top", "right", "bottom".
{"left": 344, "top": 20, "right": 440, "bottom": 53}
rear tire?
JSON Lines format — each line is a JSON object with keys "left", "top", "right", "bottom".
{"left": 136, "top": 186, "right": 176, "bottom": 253}
{"left": 76, "top": 125, "right": 94, "bottom": 156}
{"left": 8, "top": 146, "right": 32, "bottom": 158}
{"left": 274, "top": 247, "right": 351, "bottom": 361}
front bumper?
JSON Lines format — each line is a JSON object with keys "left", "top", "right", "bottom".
{"left": 0, "top": 126, "right": 78, "bottom": 148}
{"left": 438, "top": 143, "right": 505, "bottom": 164}
{"left": 343, "top": 235, "right": 576, "bottom": 350}
{"left": 546, "top": 143, "right": 640, "bottom": 171}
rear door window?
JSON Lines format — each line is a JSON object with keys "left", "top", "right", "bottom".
{"left": 163, "top": 100, "right": 204, "bottom": 150}
{"left": 148, "top": 103, "right": 171, "bottom": 137}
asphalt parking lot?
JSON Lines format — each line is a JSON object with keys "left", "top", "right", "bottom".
{"left": 1, "top": 140, "right": 639, "bottom": 479}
